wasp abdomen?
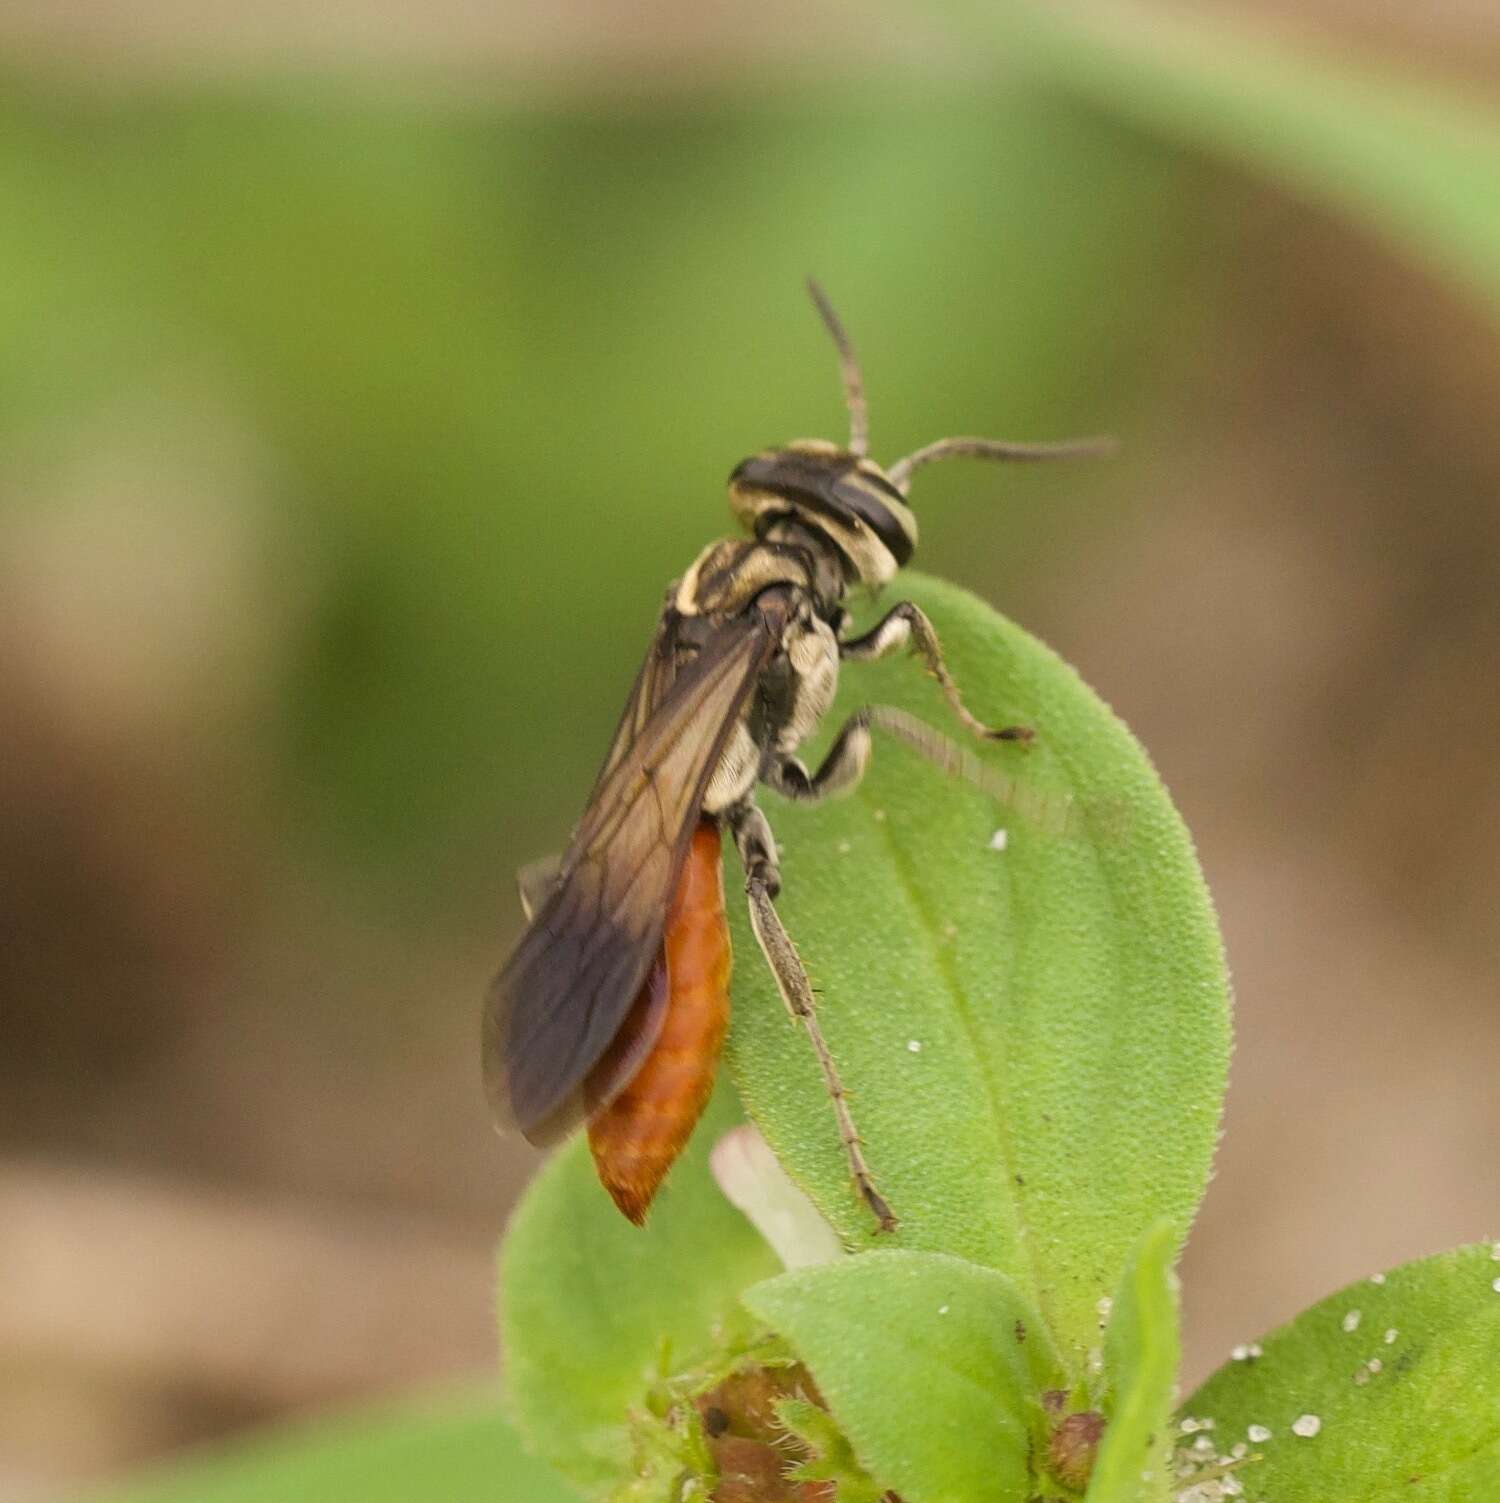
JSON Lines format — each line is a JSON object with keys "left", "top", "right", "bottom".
{"left": 587, "top": 820, "right": 731, "bottom": 1225}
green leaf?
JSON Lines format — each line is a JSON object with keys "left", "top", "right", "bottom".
{"left": 776, "top": 1398, "right": 886, "bottom": 1503}
{"left": 728, "top": 572, "right": 1229, "bottom": 1368}
{"left": 1182, "top": 1242, "right": 1500, "bottom": 1500}
{"left": 999, "top": 3, "right": 1500, "bottom": 315}
{"left": 743, "top": 1248, "right": 1063, "bottom": 1503}
{"left": 1087, "top": 1221, "right": 1180, "bottom": 1503}
{"left": 84, "top": 1391, "right": 572, "bottom": 1503}
{"left": 500, "top": 1084, "right": 781, "bottom": 1495}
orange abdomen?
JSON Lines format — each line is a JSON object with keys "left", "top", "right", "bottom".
{"left": 587, "top": 820, "right": 731, "bottom": 1225}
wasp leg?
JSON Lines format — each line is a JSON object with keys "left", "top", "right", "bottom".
{"left": 839, "top": 600, "right": 1032, "bottom": 743}
{"left": 762, "top": 713, "right": 873, "bottom": 803}
{"left": 764, "top": 701, "right": 1016, "bottom": 808}
{"left": 726, "top": 800, "right": 898, "bottom": 1234}
{"left": 769, "top": 703, "right": 1076, "bottom": 835}
{"left": 727, "top": 799, "right": 782, "bottom": 898}
{"left": 765, "top": 704, "right": 998, "bottom": 807}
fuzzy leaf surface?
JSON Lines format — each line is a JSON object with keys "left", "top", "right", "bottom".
{"left": 728, "top": 572, "right": 1228, "bottom": 1368}
{"left": 744, "top": 1250, "right": 1060, "bottom": 1503}
{"left": 1182, "top": 1243, "right": 1500, "bottom": 1500}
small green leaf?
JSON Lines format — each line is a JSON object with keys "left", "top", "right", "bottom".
{"left": 1183, "top": 1243, "right": 1500, "bottom": 1500}
{"left": 728, "top": 573, "right": 1229, "bottom": 1368}
{"left": 84, "top": 1391, "right": 571, "bottom": 1503}
{"left": 500, "top": 1085, "right": 780, "bottom": 1495}
{"left": 776, "top": 1397, "right": 886, "bottom": 1503}
{"left": 743, "top": 1248, "right": 1063, "bottom": 1503}
{"left": 1087, "top": 1221, "right": 1180, "bottom": 1503}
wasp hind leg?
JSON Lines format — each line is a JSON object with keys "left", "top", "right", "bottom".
{"left": 840, "top": 600, "right": 1032, "bottom": 743}
{"left": 726, "top": 801, "right": 897, "bottom": 1234}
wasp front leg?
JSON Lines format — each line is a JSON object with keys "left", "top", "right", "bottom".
{"left": 840, "top": 600, "right": 1032, "bottom": 743}
{"left": 726, "top": 800, "right": 897, "bottom": 1234}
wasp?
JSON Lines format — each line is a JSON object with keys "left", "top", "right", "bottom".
{"left": 483, "top": 283, "right": 1110, "bottom": 1232}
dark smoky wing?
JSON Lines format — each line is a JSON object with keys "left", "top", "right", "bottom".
{"left": 587, "top": 600, "right": 685, "bottom": 799}
{"left": 482, "top": 612, "right": 776, "bottom": 1146}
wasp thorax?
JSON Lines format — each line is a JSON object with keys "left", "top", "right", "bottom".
{"left": 673, "top": 537, "right": 818, "bottom": 617}
{"left": 728, "top": 439, "right": 918, "bottom": 588}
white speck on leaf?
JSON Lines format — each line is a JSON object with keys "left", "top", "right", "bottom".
{"left": 906, "top": 1039, "right": 922, "bottom": 1054}
{"left": 871, "top": 808, "right": 886, "bottom": 822}
{"left": 836, "top": 839, "right": 852, "bottom": 855}
{"left": 1247, "top": 1424, "right": 1272, "bottom": 1443}
{"left": 1370, "top": 1272, "right": 1387, "bottom": 1285}
{"left": 1342, "top": 1309, "right": 1361, "bottom": 1333}
{"left": 1384, "top": 1327, "right": 1398, "bottom": 1344}
{"left": 988, "top": 827, "right": 1008, "bottom": 851}
{"left": 1097, "top": 1295, "right": 1114, "bottom": 1321}
{"left": 1292, "top": 1414, "right": 1321, "bottom": 1438}
{"left": 1368, "top": 1357, "right": 1383, "bottom": 1373}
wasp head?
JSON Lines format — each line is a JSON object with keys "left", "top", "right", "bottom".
{"left": 725, "top": 283, "right": 1114, "bottom": 594}
{"left": 727, "top": 440, "right": 917, "bottom": 589}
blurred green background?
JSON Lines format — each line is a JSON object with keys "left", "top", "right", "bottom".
{"left": 1, "top": 3, "right": 1498, "bottom": 1498}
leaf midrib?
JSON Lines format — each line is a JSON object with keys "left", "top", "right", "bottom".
{"left": 862, "top": 774, "right": 1048, "bottom": 1325}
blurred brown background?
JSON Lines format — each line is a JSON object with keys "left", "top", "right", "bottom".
{"left": 0, "top": 2, "right": 1497, "bottom": 1498}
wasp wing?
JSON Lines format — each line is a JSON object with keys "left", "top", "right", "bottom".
{"left": 496, "top": 608, "right": 693, "bottom": 1143}
{"left": 586, "top": 597, "right": 684, "bottom": 799}
{"left": 483, "top": 603, "right": 780, "bottom": 1146}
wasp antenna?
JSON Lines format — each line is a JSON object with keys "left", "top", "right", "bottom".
{"left": 806, "top": 278, "right": 870, "bottom": 458}
{"left": 887, "top": 434, "right": 1118, "bottom": 495}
